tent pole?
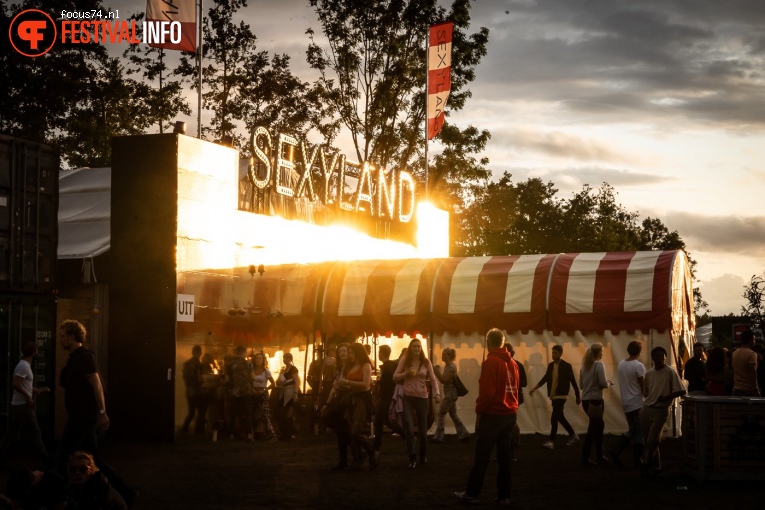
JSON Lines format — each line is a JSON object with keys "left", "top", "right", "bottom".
{"left": 303, "top": 331, "right": 312, "bottom": 395}
{"left": 428, "top": 331, "right": 434, "bottom": 364}
{"left": 197, "top": 0, "right": 204, "bottom": 138}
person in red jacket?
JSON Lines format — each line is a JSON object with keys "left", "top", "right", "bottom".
{"left": 454, "top": 328, "right": 519, "bottom": 507}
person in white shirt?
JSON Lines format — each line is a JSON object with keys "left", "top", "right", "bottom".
{"left": 608, "top": 340, "right": 645, "bottom": 467}
{"left": 0, "top": 341, "right": 50, "bottom": 465}
{"left": 639, "top": 346, "right": 686, "bottom": 478}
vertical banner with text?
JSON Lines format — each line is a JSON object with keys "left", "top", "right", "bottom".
{"left": 427, "top": 21, "right": 453, "bottom": 140}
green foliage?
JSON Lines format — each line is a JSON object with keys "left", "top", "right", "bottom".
{"left": 306, "top": 0, "right": 490, "bottom": 210}
{"left": 177, "top": 0, "right": 324, "bottom": 152}
{"left": 455, "top": 174, "right": 707, "bottom": 313}
{"left": 741, "top": 275, "right": 764, "bottom": 331}
{"left": 0, "top": 1, "right": 184, "bottom": 167}
{"left": 122, "top": 13, "right": 191, "bottom": 135}
{"left": 176, "top": 0, "right": 258, "bottom": 146}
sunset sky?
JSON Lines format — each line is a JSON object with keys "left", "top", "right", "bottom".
{"left": 110, "top": 0, "right": 765, "bottom": 315}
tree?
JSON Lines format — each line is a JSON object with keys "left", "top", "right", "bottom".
{"left": 123, "top": 13, "right": 191, "bottom": 134}
{"left": 742, "top": 275, "right": 764, "bottom": 331}
{"left": 177, "top": 0, "right": 322, "bottom": 152}
{"left": 54, "top": 54, "right": 155, "bottom": 168}
{"left": 559, "top": 183, "right": 641, "bottom": 253}
{"left": 238, "top": 53, "right": 332, "bottom": 154}
{"left": 454, "top": 174, "right": 708, "bottom": 314}
{"left": 456, "top": 173, "right": 563, "bottom": 256}
{"left": 0, "top": 1, "right": 162, "bottom": 167}
{"left": 176, "top": 0, "right": 258, "bottom": 146}
{"left": 306, "top": 0, "right": 491, "bottom": 210}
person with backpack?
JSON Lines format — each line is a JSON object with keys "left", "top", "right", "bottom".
{"left": 180, "top": 345, "right": 203, "bottom": 434}
{"left": 224, "top": 346, "right": 256, "bottom": 442}
{"left": 432, "top": 347, "right": 470, "bottom": 443}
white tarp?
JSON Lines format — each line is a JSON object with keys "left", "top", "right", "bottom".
{"left": 432, "top": 329, "right": 681, "bottom": 437}
{"left": 58, "top": 167, "right": 111, "bottom": 259}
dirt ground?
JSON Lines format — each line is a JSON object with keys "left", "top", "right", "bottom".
{"left": 2, "top": 430, "right": 756, "bottom": 510}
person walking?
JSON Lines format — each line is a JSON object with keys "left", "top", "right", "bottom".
{"left": 322, "top": 343, "right": 351, "bottom": 470}
{"left": 640, "top": 346, "right": 685, "bottom": 478}
{"left": 529, "top": 344, "right": 581, "bottom": 449}
{"left": 392, "top": 338, "right": 441, "bottom": 468}
{"left": 55, "top": 319, "right": 137, "bottom": 507}
{"left": 373, "top": 344, "right": 398, "bottom": 454}
{"left": 432, "top": 347, "right": 470, "bottom": 443}
{"left": 454, "top": 329, "right": 519, "bottom": 506}
{"left": 335, "top": 343, "right": 377, "bottom": 469}
{"left": 579, "top": 343, "right": 611, "bottom": 465}
{"left": 608, "top": 340, "right": 646, "bottom": 467}
{"left": 180, "top": 345, "right": 203, "bottom": 434}
{"left": 0, "top": 341, "right": 51, "bottom": 467}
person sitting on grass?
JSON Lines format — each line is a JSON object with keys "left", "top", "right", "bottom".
{"left": 66, "top": 451, "right": 127, "bottom": 510}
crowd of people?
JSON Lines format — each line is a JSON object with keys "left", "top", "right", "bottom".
{"left": 180, "top": 344, "right": 303, "bottom": 443}
{"left": 3, "top": 322, "right": 762, "bottom": 507}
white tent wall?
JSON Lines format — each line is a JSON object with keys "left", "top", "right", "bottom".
{"left": 433, "top": 329, "right": 682, "bottom": 437}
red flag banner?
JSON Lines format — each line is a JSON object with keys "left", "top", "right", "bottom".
{"left": 146, "top": 0, "right": 197, "bottom": 52}
{"left": 427, "top": 22, "right": 453, "bottom": 140}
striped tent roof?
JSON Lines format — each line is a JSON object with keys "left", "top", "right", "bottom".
{"left": 178, "top": 250, "right": 695, "bottom": 338}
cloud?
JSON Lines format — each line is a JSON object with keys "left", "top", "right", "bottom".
{"left": 664, "top": 212, "right": 765, "bottom": 254}
{"left": 493, "top": 165, "right": 672, "bottom": 193}
{"left": 698, "top": 273, "right": 748, "bottom": 315}
{"left": 471, "top": 0, "right": 765, "bottom": 129}
{"left": 492, "top": 128, "right": 631, "bottom": 163}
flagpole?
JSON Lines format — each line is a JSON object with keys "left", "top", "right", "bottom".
{"left": 425, "top": 28, "right": 429, "bottom": 201}
{"left": 197, "top": 0, "right": 203, "bottom": 138}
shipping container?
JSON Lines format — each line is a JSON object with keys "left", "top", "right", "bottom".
{"left": 0, "top": 135, "right": 59, "bottom": 293}
{"left": 0, "top": 293, "right": 58, "bottom": 445}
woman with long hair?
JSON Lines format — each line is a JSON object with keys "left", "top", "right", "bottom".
{"left": 432, "top": 348, "right": 470, "bottom": 443}
{"left": 393, "top": 338, "right": 441, "bottom": 468}
{"left": 322, "top": 343, "right": 351, "bottom": 470}
{"left": 579, "top": 343, "right": 610, "bottom": 465}
{"left": 334, "top": 343, "right": 377, "bottom": 469}
{"left": 274, "top": 353, "right": 300, "bottom": 441}
{"left": 252, "top": 352, "right": 277, "bottom": 441}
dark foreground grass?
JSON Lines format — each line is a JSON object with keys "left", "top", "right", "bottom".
{"left": 1, "top": 432, "right": 756, "bottom": 509}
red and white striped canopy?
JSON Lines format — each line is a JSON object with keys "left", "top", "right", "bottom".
{"left": 319, "top": 250, "right": 693, "bottom": 336}
{"left": 321, "top": 259, "right": 441, "bottom": 336}
{"left": 179, "top": 251, "right": 695, "bottom": 338}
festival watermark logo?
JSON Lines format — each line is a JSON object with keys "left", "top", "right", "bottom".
{"left": 8, "top": 8, "right": 183, "bottom": 58}
{"left": 9, "top": 9, "right": 57, "bottom": 57}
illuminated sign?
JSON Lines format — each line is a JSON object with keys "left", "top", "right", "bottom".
{"left": 248, "top": 126, "right": 416, "bottom": 223}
